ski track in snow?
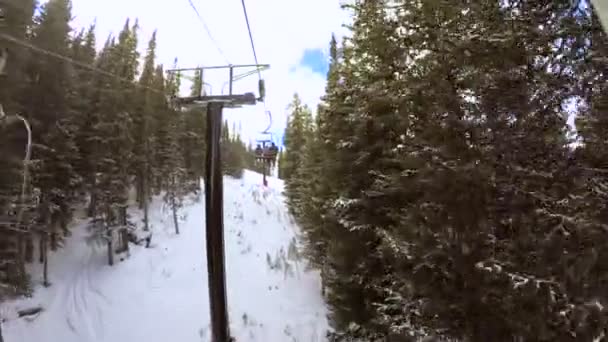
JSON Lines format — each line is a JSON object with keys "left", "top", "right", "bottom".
{"left": 2, "top": 170, "right": 329, "bottom": 342}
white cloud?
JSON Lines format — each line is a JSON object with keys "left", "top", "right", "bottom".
{"left": 69, "top": 0, "right": 350, "bottom": 145}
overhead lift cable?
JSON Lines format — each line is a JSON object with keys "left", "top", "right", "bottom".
{"left": 240, "top": 0, "right": 268, "bottom": 105}
{"left": 0, "top": 32, "right": 166, "bottom": 96}
{"left": 240, "top": 0, "right": 272, "bottom": 129}
{"left": 187, "top": 0, "right": 231, "bottom": 64}
{"left": 240, "top": 0, "right": 260, "bottom": 80}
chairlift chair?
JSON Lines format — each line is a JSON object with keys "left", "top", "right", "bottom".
{"left": 254, "top": 131, "right": 279, "bottom": 187}
{"left": 254, "top": 132, "right": 278, "bottom": 161}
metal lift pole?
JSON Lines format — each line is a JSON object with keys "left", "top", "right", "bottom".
{"left": 205, "top": 101, "right": 230, "bottom": 341}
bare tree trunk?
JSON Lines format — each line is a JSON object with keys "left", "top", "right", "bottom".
{"left": 120, "top": 229, "right": 129, "bottom": 254}
{"left": 50, "top": 230, "right": 57, "bottom": 251}
{"left": 143, "top": 197, "right": 149, "bottom": 232}
{"left": 321, "top": 261, "right": 327, "bottom": 298}
{"left": 88, "top": 193, "right": 95, "bottom": 217}
{"left": 24, "top": 234, "right": 34, "bottom": 263}
{"left": 143, "top": 170, "right": 150, "bottom": 231}
{"left": 88, "top": 191, "right": 97, "bottom": 217}
{"left": 17, "top": 234, "right": 24, "bottom": 264}
{"left": 38, "top": 234, "right": 44, "bottom": 264}
{"left": 119, "top": 206, "right": 129, "bottom": 254}
{"left": 107, "top": 228, "right": 114, "bottom": 266}
{"left": 137, "top": 172, "right": 144, "bottom": 209}
{"left": 120, "top": 206, "right": 127, "bottom": 226}
{"left": 171, "top": 194, "right": 179, "bottom": 235}
{"left": 42, "top": 234, "right": 49, "bottom": 287}
{"left": 16, "top": 235, "right": 26, "bottom": 284}
{"left": 60, "top": 211, "right": 69, "bottom": 237}
{"left": 107, "top": 240, "right": 114, "bottom": 266}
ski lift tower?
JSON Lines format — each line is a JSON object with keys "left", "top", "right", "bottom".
{"left": 167, "top": 63, "right": 269, "bottom": 342}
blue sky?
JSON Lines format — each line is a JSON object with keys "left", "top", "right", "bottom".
{"left": 297, "top": 49, "right": 329, "bottom": 76}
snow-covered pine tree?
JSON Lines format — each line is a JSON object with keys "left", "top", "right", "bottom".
{"left": 0, "top": 0, "right": 35, "bottom": 297}
{"left": 293, "top": 35, "right": 342, "bottom": 272}
{"left": 276, "top": 148, "right": 286, "bottom": 179}
{"left": 133, "top": 31, "right": 158, "bottom": 231}
{"left": 179, "top": 69, "right": 206, "bottom": 187}
{"left": 70, "top": 23, "right": 98, "bottom": 203}
{"left": 87, "top": 19, "right": 137, "bottom": 266}
{"left": 341, "top": 0, "right": 603, "bottom": 340}
{"left": 159, "top": 65, "right": 188, "bottom": 235}
{"left": 221, "top": 120, "right": 249, "bottom": 179}
{"left": 568, "top": 6, "right": 608, "bottom": 339}
{"left": 290, "top": 0, "right": 606, "bottom": 340}
{"left": 282, "top": 93, "right": 313, "bottom": 216}
{"left": 26, "top": 0, "right": 81, "bottom": 286}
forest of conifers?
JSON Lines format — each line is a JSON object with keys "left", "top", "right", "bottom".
{"left": 2, "top": 0, "right": 608, "bottom": 341}
{"left": 280, "top": 1, "right": 608, "bottom": 341}
{"left": 0, "top": 0, "right": 260, "bottom": 299}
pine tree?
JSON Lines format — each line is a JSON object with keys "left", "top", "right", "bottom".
{"left": 282, "top": 93, "right": 313, "bottom": 216}
{"left": 27, "top": 0, "right": 78, "bottom": 286}
{"left": 294, "top": 112, "right": 325, "bottom": 266}
{"left": 568, "top": 6, "right": 608, "bottom": 339}
{"left": 337, "top": 0, "right": 602, "bottom": 340}
{"left": 0, "top": 0, "right": 35, "bottom": 113}
{"left": 289, "top": 1, "right": 606, "bottom": 340}
{"left": 0, "top": 3, "right": 213, "bottom": 297}
{"left": 221, "top": 120, "right": 246, "bottom": 178}
{"left": 134, "top": 31, "right": 158, "bottom": 231}
{"left": 70, "top": 23, "right": 97, "bottom": 200}
{"left": 0, "top": 0, "right": 36, "bottom": 297}
{"left": 295, "top": 34, "right": 342, "bottom": 271}
{"left": 276, "top": 148, "right": 286, "bottom": 179}
{"left": 88, "top": 19, "right": 138, "bottom": 266}
{"left": 159, "top": 64, "right": 188, "bottom": 235}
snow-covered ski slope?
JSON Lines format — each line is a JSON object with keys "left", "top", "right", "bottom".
{"left": 3, "top": 170, "right": 329, "bottom": 342}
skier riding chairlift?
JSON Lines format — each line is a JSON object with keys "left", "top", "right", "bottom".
{"left": 264, "top": 142, "right": 279, "bottom": 160}
{"left": 254, "top": 144, "right": 263, "bottom": 157}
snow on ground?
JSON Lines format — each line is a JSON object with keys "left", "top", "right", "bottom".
{"left": 2, "top": 170, "right": 329, "bottom": 342}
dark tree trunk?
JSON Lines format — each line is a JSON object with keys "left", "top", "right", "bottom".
{"left": 60, "top": 211, "right": 69, "bottom": 237}
{"left": 42, "top": 234, "right": 49, "bottom": 287}
{"left": 143, "top": 198, "right": 149, "bottom": 232}
{"left": 50, "top": 230, "right": 57, "bottom": 251}
{"left": 172, "top": 194, "right": 179, "bottom": 235}
{"left": 120, "top": 206, "right": 127, "bottom": 226}
{"left": 137, "top": 171, "right": 144, "bottom": 210}
{"left": 107, "top": 237, "right": 114, "bottom": 266}
{"left": 38, "top": 234, "right": 44, "bottom": 264}
{"left": 87, "top": 191, "right": 97, "bottom": 217}
{"left": 107, "top": 230, "right": 114, "bottom": 266}
{"left": 24, "top": 234, "right": 34, "bottom": 263}
{"left": 143, "top": 171, "right": 149, "bottom": 231}
{"left": 17, "top": 235, "right": 26, "bottom": 282}
{"left": 120, "top": 229, "right": 129, "bottom": 254}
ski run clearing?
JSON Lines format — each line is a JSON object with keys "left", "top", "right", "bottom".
{"left": 1, "top": 170, "right": 329, "bottom": 342}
